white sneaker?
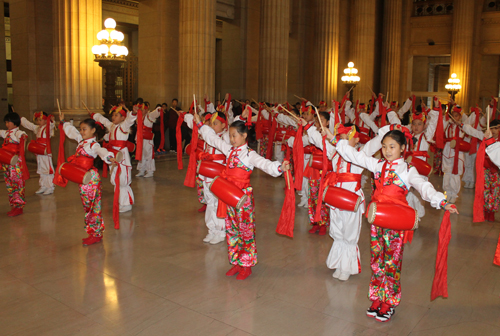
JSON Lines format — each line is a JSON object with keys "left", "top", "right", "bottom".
{"left": 119, "top": 205, "right": 132, "bottom": 213}
{"left": 332, "top": 269, "right": 341, "bottom": 278}
{"left": 209, "top": 235, "right": 225, "bottom": 245}
{"left": 448, "top": 196, "right": 457, "bottom": 204}
{"left": 144, "top": 172, "right": 154, "bottom": 178}
{"left": 42, "top": 188, "right": 54, "bottom": 195}
{"left": 136, "top": 171, "right": 145, "bottom": 177}
{"left": 203, "top": 233, "right": 214, "bottom": 243}
{"left": 338, "top": 272, "right": 350, "bottom": 281}
{"left": 298, "top": 198, "right": 307, "bottom": 207}
{"left": 35, "top": 187, "right": 47, "bottom": 194}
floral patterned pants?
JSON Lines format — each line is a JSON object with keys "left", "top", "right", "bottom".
{"left": 433, "top": 148, "right": 443, "bottom": 175}
{"left": 226, "top": 187, "right": 257, "bottom": 267}
{"left": 79, "top": 169, "right": 104, "bottom": 237}
{"left": 2, "top": 161, "right": 25, "bottom": 209}
{"left": 369, "top": 225, "right": 405, "bottom": 307}
{"left": 485, "top": 168, "right": 500, "bottom": 213}
{"left": 196, "top": 174, "right": 206, "bottom": 204}
{"left": 258, "top": 136, "right": 269, "bottom": 157}
{"left": 308, "top": 178, "right": 329, "bottom": 226}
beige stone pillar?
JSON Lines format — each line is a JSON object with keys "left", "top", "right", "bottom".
{"left": 349, "top": 0, "right": 377, "bottom": 104}
{"left": 259, "top": 0, "right": 290, "bottom": 103}
{"left": 313, "top": 0, "right": 340, "bottom": 104}
{"left": 337, "top": 0, "right": 350, "bottom": 101}
{"left": 178, "top": 0, "right": 216, "bottom": 109}
{"left": 450, "top": 0, "right": 475, "bottom": 110}
{"left": 380, "top": 0, "right": 402, "bottom": 103}
{"left": 138, "top": 0, "right": 179, "bottom": 105}
{"left": 53, "top": 0, "right": 102, "bottom": 114}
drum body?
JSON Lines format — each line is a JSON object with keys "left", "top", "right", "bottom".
{"left": 59, "top": 162, "right": 92, "bottom": 185}
{"left": 358, "top": 133, "right": 370, "bottom": 144}
{"left": 197, "top": 161, "right": 225, "bottom": 179}
{"left": 323, "top": 186, "right": 362, "bottom": 212}
{"left": 449, "top": 139, "right": 471, "bottom": 152}
{"left": 184, "top": 143, "right": 191, "bottom": 154}
{"left": 209, "top": 176, "right": 248, "bottom": 209}
{"left": 367, "top": 202, "right": 418, "bottom": 230}
{"left": 28, "top": 141, "right": 47, "bottom": 155}
{"left": 406, "top": 155, "right": 432, "bottom": 176}
{"left": 0, "top": 148, "right": 18, "bottom": 165}
{"left": 309, "top": 153, "right": 333, "bottom": 171}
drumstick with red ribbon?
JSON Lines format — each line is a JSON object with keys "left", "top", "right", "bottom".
{"left": 278, "top": 104, "right": 300, "bottom": 122}
{"left": 312, "top": 105, "right": 325, "bottom": 132}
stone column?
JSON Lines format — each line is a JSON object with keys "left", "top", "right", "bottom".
{"left": 313, "top": 0, "right": 340, "bottom": 104}
{"left": 178, "top": 0, "right": 216, "bottom": 109}
{"left": 349, "top": 0, "right": 377, "bottom": 104}
{"left": 138, "top": 0, "right": 179, "bottom": 105}
{"left": 337, "top": 0, "right": 350, "bottom": 101}
{"left": 450, "top": 0, "right": 475, "bottom": 110}
{"left": 259, "top": 0, "right": 290, "bottom": 103}
{"left": 380, "top": 0, "right": 402, "bottom": 103}
{"left": 53, "top": 0, "right": 102, "bottom": 114}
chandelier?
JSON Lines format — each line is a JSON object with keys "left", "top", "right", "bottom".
{"left": 91, "top": 18, "right": 128, "bottom": 60}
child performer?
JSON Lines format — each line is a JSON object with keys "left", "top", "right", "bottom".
{"left": 21, "top": 111, "right": 55, "bottom": 195}
{"left": 59, "top": 114, "right": 117, "bottom": 245}
{"left": 136, "top": 105, "right": 162, "bottom": 178}
{"left": 305, "top": 121, "right": 391, "bottom": 281}
{"left": 331, "top": 127, "right": 458, "bottom": 322}
{"left": 1, "top": 112, "right": 29, "bottom": 216}
{"left": 91, "top": 105, "right": 137, "bottom": 213}
{"left": 194, "top": 113, "right": 290, "bottom": 280}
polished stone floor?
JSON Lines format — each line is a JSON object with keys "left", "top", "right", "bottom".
{"left": 1, "top": 155, "right": 500, "bottom": 335}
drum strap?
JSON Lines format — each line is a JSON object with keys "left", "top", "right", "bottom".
{"left": 108, "top": 140, "right": 129, "bottom": 149}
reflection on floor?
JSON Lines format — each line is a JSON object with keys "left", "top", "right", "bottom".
{"left": 1, "top": 156, "right": 500, "bottom": 335}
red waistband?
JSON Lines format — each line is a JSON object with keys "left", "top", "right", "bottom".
{"left": 412, "top": 151, "right": 429, "bottom": 158}
{"left": 142, "top": 126, "right": 154, "bottom": 140}
{"left": 221, "top": 167, "right": 252, "bottom": 189}
{"left": 67, "top": 155, "right": 94, "bottom": 171}
{"left": 108, "top": 140, "right": 129, "bottom": 149}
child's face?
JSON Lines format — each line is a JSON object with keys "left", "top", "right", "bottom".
{"left": 303, "top": 110, "right": 314, "bottom": 122}
{"left": 5, "top": 121, "right": 15, "bottom": 130}
{"left": 382, "top": 136, "right": 404, "bottom": 162}
{"left": 492, "top": 127, "right": 500, "bottom": 139}
{"left": 211, "top": 119, "right": 226, "bottom": 134}
{"left": 79, "top": 122, "right": 96, "bottom": 140}
{"left": 111, "top": 111, "right": 126, "bottom": 125}
{"left": 340, "top": 133, "right": 359, "bottom": 148}
{"left": 451, "top": 112, "right": 461, "bottom": 121}
{"left": 229, "top": 127, "right": 247, "bottom": 147}
{"left": 314, "top": 116, "right": 329, "bottom": 129}
{"left": 411, "top": 119, "right": 424, "bottom": 135}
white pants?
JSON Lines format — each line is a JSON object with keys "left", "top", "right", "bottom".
{"left": 110, "top": 150, "right": 134, "bottom": 207}
{"left": 203, "top": 181, "right": 225, "bottom": 238}
{"left": 407, "top": 189, "right": 425, "bottom": 219}
{"left": 442, "top": 155, "right": 463, "bottom": 199}
{"left": 463, "top": 152, "right": 476, "bottom": 184}
{"left": 137, "top": 139, "right": 156, "bottom": 173}
{"left": 274, "top": 143, "right": 284, "bottom": 163}
{"left": 37, "top": 154, "right": 54, "bottom": 189}
{"left": 326, "top": 203, "right": 365, "bottom": 275}
{"left": 299, "top": 177, "right": 309, "bottom": 203}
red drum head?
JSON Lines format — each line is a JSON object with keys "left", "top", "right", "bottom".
{"left": 197, "top": 160, "right": 225, "bottom": 179}
{"left": 368, "top": 202, "right": 418, "bottom": 231}
{"left": 304, "top": 146, "right": 312, "bottom": 154}
{"left": 323, "top": 186, "right": 361, "bottom": 212}
{"left": 59, "top": 162, "right": 92, "bottom": 185}
{"left": 27, "top": 141, "right": 47, "bottom": 155}
{"left": 0, "top": 148, "right": 18, "bottom": 165}
{"left": 209, "top": 176, "right": 248, "bottom": 209}
{"left": 358, "top": 133, "right": 370, "bottom": 144}
{"left": 406, "top": 155, "right": 432, "bottom": 176}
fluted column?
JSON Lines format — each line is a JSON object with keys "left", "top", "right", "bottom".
{"left": 450, "top": 0, "right": 475, "bottom": 110}
{"left": 179, "top": 0, "right": 216, "bottom": 108}
{"left": 313, "top": 0, "right": 340, "bottom": 104}
{"left": 349, "top": 0, "right": 376, "bottom": 104}
{"left": 53, "top": 0, "right": 102, "bottom": 113}
{"left": 380, "top": 0, "right": 402, "bottom": 102}
{"left": 259, "top": 0, "right": 290, "bottom": 103}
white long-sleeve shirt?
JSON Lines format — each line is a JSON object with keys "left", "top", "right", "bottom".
{"left": 62, "top": 122, "right": 114, "bottom": 163}
{"left": 21, "top": 117, "right": 55, "bottom": 139}
{"left": 0, "top": 127, "right": 27, "bottom": 144}
{"left": 93, "top": 111, "right": 137, "bottom": 145}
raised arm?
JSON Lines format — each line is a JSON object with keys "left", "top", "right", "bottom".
{"left": 198, "top": 124, "right": 232, "bottom": 155}
{"left": 92, "top": 113, "right": 113, "bottom": 130}
{"left": 360, "top": 112, "right": 379, "bottom": 134}
{"left": 397, "top": 97, "right": 412, "bottom": 119}
{"left": 408, "top": 167, "right": 446, "bottom": 209}
{"left": 486, "top": 139, "right": 500, "bottom": 168}
{"left": 306, "top": 124, "right": 336, "bottom": 158}
{"left": 387, "top": 111, "right": 401, "bottom": 125}
{"left": 335, "top": 138, "right": 379, "bottom": 173}
{"left": 361, "top": 125, "right": 391, "bottom": 156}
{"left": 423, "top": 109, "right": 439, "bottom": 140}
{"left": 461, "top": 124, "right": 484, "bottom": 140}
{"left": 20, "top": 117, "right": 37, "bottom": 133}
{"left": 120, "top": 111, "right": 138, "bottom": 132}
{"left": 248, "top": 151, "right": 283, "bottom": 177}
{"left": 63, "top": 122, "right": 83, "bottom": 142}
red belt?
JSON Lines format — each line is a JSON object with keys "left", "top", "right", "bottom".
{"left": 108, "top": 140, "right": 129, "bottom": 149}
{"left": 336, "top": 173, "right": 362, "bottom": 191}
{"left": 142, "top": 126, "right": 154, "bottom": 140}
{"left": 412, "top": 151, "right": 430, "bottom": 158}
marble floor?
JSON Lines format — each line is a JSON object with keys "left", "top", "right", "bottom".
{"left": 1, "top": 154, "right": 500, "bottom": 336}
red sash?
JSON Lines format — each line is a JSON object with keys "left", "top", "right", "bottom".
{"left": 108, "top": 140, "right": 129, "bottom": 149}
{"left": 142, "top": 126, "right": 154, "bottom": 140}
{"left": 216, "top": 166, "right": 252, "bottom": 218}
{"left": 67, "top": 154, "right": 94, "bottom": 171}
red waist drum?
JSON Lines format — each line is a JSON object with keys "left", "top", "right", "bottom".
{"left": 28, "top": 140, "right": 47, "bottom": 155}
{"left": 449, "top": 139, "right": 470, "bottom": 152}
{"left": 0, "top": 148, "right": 19, "bottom": 165}
{"left": 309, "top": 153, "right": 333, "bottom": 171}
{"left": 59, "top": 162, "right": 92, "bottom": 185}
{"left": 406, "top": 155, "right": 432, "bottom": 176}
{"left": 323, "top": 186, "right": 362, "bottom": 212}
{"left": 367, "top": 202, "right": 418, "bottom": 231}
{"left": 197, "top": 161, "right": 225, "bottom": 179}
{"left": 209, "top": 176, "right": 248, "bottom": 209}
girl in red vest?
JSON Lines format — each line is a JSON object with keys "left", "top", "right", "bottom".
{"left": 331, "top": 127, "right": 458, "bottom": 322}
{"left": 60, "top": 115, "right": 117, "bottom": 245}
{"left": 195, "top": 114, "right": 290, "bottom": 280}
{"left": 1, "top": 112, "right": 29, "bottom": 217}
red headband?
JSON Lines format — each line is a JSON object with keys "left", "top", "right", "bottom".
{"left": 319, "top": 101, "right": 327, "bottom": 107}
{"left": 111, "top": 106, "right": 126, "bottom": 117}
{"left": 336, "top": 123, "right": 359, "bottom": 139}
{"left": 34, "top": 111, "right": 48, "bottom": 120}
{"left": 453, "top": 105, "right": 462, "bottom": 114}
{"left": 410, "top": 112, "right": 426, "bottom": 123}
{"left": 204, "top": 113, "right": 212, "bottom": 121}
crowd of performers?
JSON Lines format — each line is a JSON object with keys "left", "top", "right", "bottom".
{"left": 4, "top": 90, "right": 500, "bottom": 322}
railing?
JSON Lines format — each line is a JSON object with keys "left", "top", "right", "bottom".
{"left": 413, "top": 0, "right": 454, "bottom": 17}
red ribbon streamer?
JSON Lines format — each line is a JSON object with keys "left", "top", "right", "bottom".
{"left": 431, "top": 210, "right": 452, "bottom": 301}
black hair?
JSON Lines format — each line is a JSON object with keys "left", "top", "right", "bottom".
{"left": 80, "top": 118, "right": 106, "bottom": 140}
{"left": 344, "top": 122, "right": 360, "bottom": 133}
{"left": 37, "top": 111, "right": 49, "bottom": 118}
{"left": 136, "top": 98, "right": 144, "bottom": 104}
{"left": 161, "top": 103, "right": 168, "bottom": 107}
{"left": 4, "top": 112, "right": 21, "bottom": 126}
{"left": 382, "top": 130, "right": 407, "bottom": 148}
{"left": 318, "top": 111, "right": 330, "bottom": 122}
{"left": 490, "top": 120, "right": 500, "bottom": 128}
{"left": 201, "top": 112, "right": 210, "bottom": 120}
{"left": 229, "top": 120, "right": 248, "bottom": 135}
{"left": 155, "top": 103, "right": 162, "bottom": 108}
{"left": 172, "top": 98, "right": 178, "bottom": 103}
{"left": 144, "top": 101, "right": 150, "bottom": 108}
{"left": 215, "top": 111, "right": 227, "bottom": 121}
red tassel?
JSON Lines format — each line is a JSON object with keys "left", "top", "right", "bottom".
{"left": 176, "top": 113, "right": 185, "bottom": 169}
{"left": 225, "top": 93, "right": 232, "bottom": 113}
{"left": 314, "top": 138, "right": 328, "bottom": 223}
{"left": 431, "top": 211, "right": 452, "bottom": 300}
{"left": 411, "top": 95, "right": 416, "bottom": 114}
{"left": 354, "top": 100, "right": 359, "bottom": 126}
{"left": 333, "top": 101, "right": 340, "bottom": 125}
{"left": 266, "top": 115, "right": 277, "bottom": 160}
{"left": 276, "top": 147, "right": 296, "bottom": 237}
{"left": 473, "top": 140, "right": 486, "bottom": 222}
{"left": 255, "top": 104, "right": 263, "bottom": 140}
{"left": 19, "top": 135, "right": 30, "bottom": 181}
{"left": 436, "top": 100, "right": 444, "bottom": 149}
{"left": 379, "top": 95, "right": 387, "bottom": 127}
{"left": 183, "top": 121, "right": 199, "bottom": 188}
{"left": 245, "top": 106, "right": 252, "bottom": 126}
{"left": 293, "top": 124, "right": 304, "bottom": 191}
{"left": 340, "top": 93, "right": 348, "bottom": 124}
{"left": 494, "top": 232, "right": 500, "bottom": 266}
{"left": 135, "top": 108, "right": 144, "bottom": 161}
{"left": 46, "top": 119, "right": 52, "bottom": 154}
{"left": 469, "top": 108, "right": 480, "bottom": 155}
{"left": 159, "top": 108, "right": 165, "bottom": 151}
{"left": 53, "top": 122, "right": 67, "bottom": 187}
{"left": 113, "top": 164, "right": 121, "bottom": 229}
